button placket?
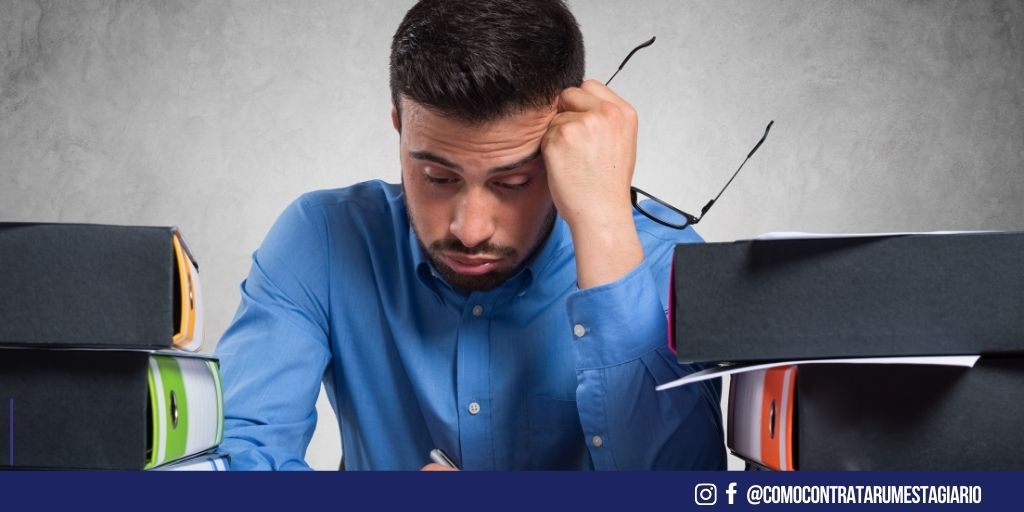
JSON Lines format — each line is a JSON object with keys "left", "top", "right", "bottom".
{"left": 455, "top": 292, "right": 495, "bottom": 468}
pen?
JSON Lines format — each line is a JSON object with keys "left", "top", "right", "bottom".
{"left": 429, "top": 448, "right": 460, "bottom": 470}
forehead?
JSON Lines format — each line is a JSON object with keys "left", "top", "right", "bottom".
{"left": 399, "top": 97, "right": 555, "bottom": 162}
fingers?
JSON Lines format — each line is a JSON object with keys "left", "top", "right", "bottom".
{"left": 557, "top": 85, "right": 601, "bottom": 113}
{"left": 558, "top": 79, "right": 631, "bottom": 112}
{"left": 546, "top": 79, "right": 639, "bottom": 143}
{"left": 580, "top": 79, "right": 629, "bottom": 105}
{"left": 555, "top": 81, "right": 637, "bottom": 136}
{"left": 421, "top": 462, "right": 459, "bottom": 471}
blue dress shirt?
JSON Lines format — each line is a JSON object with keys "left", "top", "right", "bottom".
{"left": 215, "top": 180, "right": 725, "bottom": 470}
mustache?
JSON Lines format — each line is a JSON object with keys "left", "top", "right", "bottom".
{"left": 429, "top": 238, "right": 517, "bottom": 258}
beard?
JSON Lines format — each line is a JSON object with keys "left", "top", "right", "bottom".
{"left": 404, "top": 189, "right": 556, "bottom": 293}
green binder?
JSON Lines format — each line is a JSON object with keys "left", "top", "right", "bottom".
{"left": 146, "top": 353, "right": 224, "bottom": 469}
{"left": 0, "top": 349, "right": 223, "bottom": 470}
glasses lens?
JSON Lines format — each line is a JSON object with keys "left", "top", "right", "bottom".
{"left": 633, "top": 188, "right": 693, "bottom": 229}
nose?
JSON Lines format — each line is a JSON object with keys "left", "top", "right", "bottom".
{"left": 449, "top": 188, "right": 496, "bottom": 249}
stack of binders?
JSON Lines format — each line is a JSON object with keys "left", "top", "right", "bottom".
{"left": 667, "top": 231, "right": 1024, "bottom": 470}
{"left": 0, "top": 223, "right": 225, "bottom": 470}
{"left": 726, "top": 360, "right": 1024, "bottom": 470}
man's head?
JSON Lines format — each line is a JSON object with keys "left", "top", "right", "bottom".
{"left": 390, "top": 0, "right": 584, "bottom": 292}
{"left": 390, "top": 0, "right": 585, "bottom": 124}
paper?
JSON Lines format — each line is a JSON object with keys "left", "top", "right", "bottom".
{"left": 751, "top": 230, "right": 994, "bottom": 241}
{"left": 655, "top": 355, "right": 980, "bottom": 391}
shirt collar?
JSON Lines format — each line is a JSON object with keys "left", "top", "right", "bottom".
{"left": 409, "top": 223, "right": 444, "bottom": 299}
{"left": 524, "top": 215, "right": 571, "bottom": 279}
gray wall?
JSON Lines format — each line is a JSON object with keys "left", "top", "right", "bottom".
{"left": 2, "top": 1, "right": 1022, "bottom": 471}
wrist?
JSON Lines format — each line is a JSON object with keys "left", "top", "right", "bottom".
{"left": 560, "top": 200, "right": 634, "bottom": 234}
{"left": 568, "top": 214, "right": 644, "bottom": 289}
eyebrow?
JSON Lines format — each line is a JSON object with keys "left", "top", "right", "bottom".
{"left": 409, "top": 149, "right": 542, "bottom": 174}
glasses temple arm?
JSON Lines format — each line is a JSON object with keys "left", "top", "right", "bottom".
{"left": 695, "top": 120, "right": 774, "bottom": 222}
{"left": 605, "top": 36, "right": 656, "bottom": 86}
{"left": 747, "top": 120, "right": 774, "bottom": 158}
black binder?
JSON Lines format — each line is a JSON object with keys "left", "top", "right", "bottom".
{"left": 0, "top": 349, "right": 149, "bottom": 469}
{"left": 795, "top": 359, "right": 1024, "bottom": 470}
{"left": 670, "top": 232, "right": 1024, "bottom": 364}
{"left": 0, "top": 348, "right": 223, "bottom": 470}
{"left": 0, "top": 223, "right": 201, "bottom": 350}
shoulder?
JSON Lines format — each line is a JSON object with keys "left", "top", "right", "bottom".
{"left": 633, "top": 200, "right": 704, "bottom": 257}
{"left": 283, "top": 180, "right": 405, "bottom": 237}
{"left": 295, "top": 180, "right": 401, "bottom": 218}
{"left": 262, "top": 180, "right": 404, "bottom": 258}
{"left": 632, "top": 203, "right": 704, "bottom": 305}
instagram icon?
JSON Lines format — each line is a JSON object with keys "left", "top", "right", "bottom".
{"left": 694, "top": 483, "right": 717, "bottom": 506}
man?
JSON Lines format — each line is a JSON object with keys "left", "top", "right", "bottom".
{"left": 216, "top": 0, "right": 725, "bottom": 470}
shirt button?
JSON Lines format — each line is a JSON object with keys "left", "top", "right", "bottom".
{"left": 573, "top": 324, "right": 586, "bottom": 338}
{"left": 472, "top": 305, "right": 483, "bottom": 317}
{"left": 468, "top": 402, "right": 481, "bottom": 415}
{"left": 591, "top": 435, "right": 603, "bottom": 448}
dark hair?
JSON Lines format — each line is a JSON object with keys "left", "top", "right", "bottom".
{"left": 390, "top": 0, "right": 585, "bottom": 124}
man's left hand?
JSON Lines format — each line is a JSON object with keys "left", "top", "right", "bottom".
{"left": 541, "top": 79, "right": 644, "bottom": 288}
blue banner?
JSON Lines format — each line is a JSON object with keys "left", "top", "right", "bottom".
{"left": 0, "top": 471, "right": 1018, "bottom": 511}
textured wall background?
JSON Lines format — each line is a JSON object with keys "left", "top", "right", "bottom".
{"left": 2, "top": 1, "right": 1022, "bottom": 470}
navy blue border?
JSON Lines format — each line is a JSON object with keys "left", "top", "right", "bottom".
{"left": 0, "top": 471, "right": 1018, "bottom": 511}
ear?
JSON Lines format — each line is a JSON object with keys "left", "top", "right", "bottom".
{"left": 391, "top": 102, "right": 401, "bottom": 133}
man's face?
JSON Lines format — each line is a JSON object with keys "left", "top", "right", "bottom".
{"left": 395, "top": 97, "right": 557, "bottom": 292}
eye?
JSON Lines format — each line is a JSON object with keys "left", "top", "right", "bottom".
{"left": 425, "top": 175, "right": 458, "bottom": 185}
{"left": 423, "top": 167, "right": 459, "bottom": 186}
{"left": 493, "top": 175, "right": 531, "bottom": 191}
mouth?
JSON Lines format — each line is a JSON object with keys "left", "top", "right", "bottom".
{"left": 439, "top": 253, "right": 505, "bottom": 276}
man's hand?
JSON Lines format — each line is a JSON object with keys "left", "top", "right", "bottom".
{"left": 421, "top": 463, "right": 459, "bottom": 471}
{"left": 541, "top": 79, "right": 644, "bottom": 288}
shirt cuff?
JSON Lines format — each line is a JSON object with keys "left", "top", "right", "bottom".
{"left": 566, "top": 259, "right": 668, "bottom": 370}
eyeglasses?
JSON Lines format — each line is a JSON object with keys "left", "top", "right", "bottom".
{"left": 607, "top": 37, "right": 774, "bottom": 230}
